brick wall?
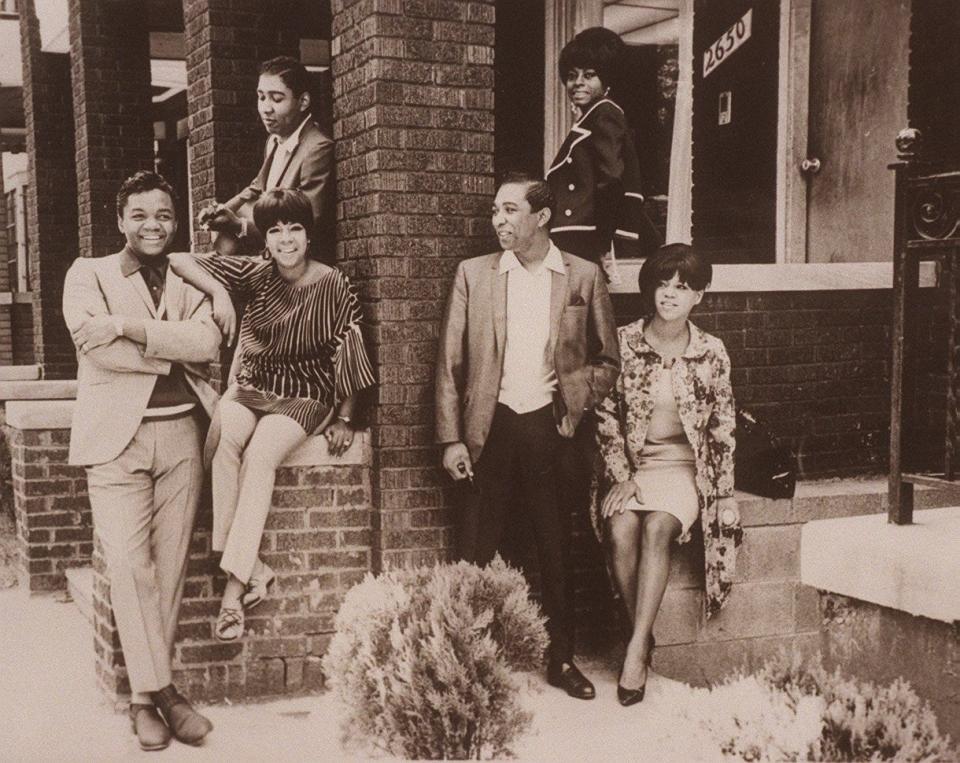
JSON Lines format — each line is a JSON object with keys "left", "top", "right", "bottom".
{"left": 18, "top": 1, "right": 77, "bottom": 378}
{"left": 331, "top": 0, "right": 496, "bottom": 569}
{"left": 93, "top": 443, "right": 373, "bottom": 701}
{"left": 69, "top": 0, "right": 155, "bottom": 261}
{"left": 11, "top": 303, "right": 35, "bottom": 366}
{"left": 5, "top": 426, "right": 91, "bottom": 593}
{"left": 0, "top": 159, "right": 12, "bottom": 366}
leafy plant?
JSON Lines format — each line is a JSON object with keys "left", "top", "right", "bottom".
{"left": 322, "top": 557, "right": 549, "bottom": 760}
{"left": 699, "top": 651, "right": 954, "bottom": 761}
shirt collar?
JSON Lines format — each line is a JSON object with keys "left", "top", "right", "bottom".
{"left": 119, "top": 245, "right": 168, "bottom": 278}
{"left": 270, "top": 114, "right": 312, "bottom": 154}
{"left": 499, "top": 243, "right": 566, "bottom": 275}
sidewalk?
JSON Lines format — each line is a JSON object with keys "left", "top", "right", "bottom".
{"left": 0, "top": 588, "right": 719, "bottom": 762}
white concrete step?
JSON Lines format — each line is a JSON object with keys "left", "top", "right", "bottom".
{"left": 0, "top": 365, "right": 41, "bottom": 381}
{"left": 0, "top": 380, "right": 77, "bottom": 401}
{"left": 65, "top": 567, "right": 93, "bottom": 626}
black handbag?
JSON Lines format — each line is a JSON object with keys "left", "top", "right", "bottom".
{"left": 734, "top": 408, "right": 797, "bottom": 499}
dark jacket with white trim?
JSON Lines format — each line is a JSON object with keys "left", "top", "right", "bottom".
{"left": 546, "top": 98, "right": 661, "bottom": 263}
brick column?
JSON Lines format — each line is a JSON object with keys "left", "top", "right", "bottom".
{"left": 182, "top": 0, "right": 301, "bottom": 250}
{"left": 331, "top": 0, "right": 496, "bottom": 568}
{"left": 18, "top": 1, "right": 78, "bottom": 378}
{"left": 69, "top": 0, "right": 154, "bottom": 261}
{"left": 0, "top": 155, "right": 12, "bottom": 366}
{"left": 5, "top": 413, "right": 91, "bottom": 594}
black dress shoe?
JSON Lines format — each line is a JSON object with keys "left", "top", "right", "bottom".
{"left": 616, "top": 671, "right": 646, "bottom": 707}
{"left": 152, "top": 685, "right": 213, "bottom": 746}
{"left": 546, "top": 661, "right": 596, "bottom": 700}
{"left": 129, "top": 703, "right": 171, "bottom": 751}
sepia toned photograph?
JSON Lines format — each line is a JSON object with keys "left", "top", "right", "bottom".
{"left": 0, "top": 0, "right": 956, "bottom": 759}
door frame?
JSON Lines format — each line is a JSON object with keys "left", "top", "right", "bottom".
{"left": 775, "top": 0, "right": 811, "bottom": 264}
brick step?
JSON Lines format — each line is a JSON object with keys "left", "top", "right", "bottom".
{"left": 65, "top": 567, "right": 93, "bottom": 625}
{"left": 0, "top": 365, "right": 41, "bottom": 381}
{"left": 0, "top": 380, "right": 77, "bottom": 401}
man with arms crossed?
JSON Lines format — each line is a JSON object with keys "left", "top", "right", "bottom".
{"left": 63, "top": 171, "right": 221, "bottom": 750}
{"left": 435, "top": 172, "right": 620, "bottom": 699}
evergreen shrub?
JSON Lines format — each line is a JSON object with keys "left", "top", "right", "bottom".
{"left": 322, "top": 557, "right": 549, "bottom": 760}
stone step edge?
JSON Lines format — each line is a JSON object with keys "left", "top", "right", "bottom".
{"left": 0, "top": 380, "right": 77, "bottom": 401}
{"left": 65, "top": 567, "right": 93, "bottom": 626}
{"left": 0, "top": 365, "right": 41, "bottom": 381}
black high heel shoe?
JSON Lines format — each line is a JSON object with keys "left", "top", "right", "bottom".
{"left": 617, "top": 633, "right": 656, "bottom": 707}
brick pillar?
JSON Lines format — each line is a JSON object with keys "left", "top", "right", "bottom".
{"left": 0, "top": 155, "right": 12, "bottom": 366}
{"left": 18, "top": 1, "right": 78, "bottom": 378}
{"left": 331, "top": 0, "right": 496, "bottom": 568}
{"left": 5, "top": 423, "right": 91, "bottom": 593}
{"left": 69, "top": 0, "right": 154, "bottom": 261}
{"left": 182, "top": 0, "right": 300, "bottom": 250}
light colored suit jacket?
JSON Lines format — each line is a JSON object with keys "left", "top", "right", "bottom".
{"left": 227, "top": 120, "right": 334, "bottom": 251}
{"left": 62, "top": 251, "right": 221, "bottom": 466}
{"left": 435, "top": 248, "right": 620, "bottom": 463}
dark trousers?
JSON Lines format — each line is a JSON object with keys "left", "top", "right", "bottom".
{"left": 457, "top": 403, "right": 573, "bottom": 664}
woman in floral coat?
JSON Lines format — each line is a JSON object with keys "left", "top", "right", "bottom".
{"left": 594, "top": 244, "right": 741, "bottom": 706}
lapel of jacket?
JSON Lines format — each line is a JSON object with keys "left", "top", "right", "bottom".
{"left": 124, "top": 264, "right": 159, "bottom": 319}
{"left": 257, "top": 138, "right": 277, "bottom": 189}
{"left": 547, "top": 255, "right": 570, "bottom": 356}
{"left": 492, "top": 253, "right": 507, "bottom": 356}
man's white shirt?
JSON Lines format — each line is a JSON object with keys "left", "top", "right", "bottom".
{"left": 497, "top": 244, "right": 563, "bottom": 413}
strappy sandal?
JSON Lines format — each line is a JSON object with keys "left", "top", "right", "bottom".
{"left": 241, "top": 560, "right": 276, "bottom": 611}
{"left": 215, "top": 606, "right": 244, "bottom": 641}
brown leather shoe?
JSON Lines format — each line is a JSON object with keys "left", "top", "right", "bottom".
{"left": 152, "top": 685, "right": 213, "bottom": 746}
{"left": 129, "top": 703, "right": 171, "bottom": 751}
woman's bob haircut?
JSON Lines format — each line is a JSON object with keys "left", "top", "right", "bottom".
{"left": 638, "top": 243, "right": 712, "bottom": 318}
{"left": 253, "top": 188, "right": 314, "bottom": 237}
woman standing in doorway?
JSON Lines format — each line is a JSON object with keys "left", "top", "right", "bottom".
{"left": 594, "top": 244, "right": 741, "bottom": 705}
{"left": 547, "top": 26, "right": 661, "bottom": 269}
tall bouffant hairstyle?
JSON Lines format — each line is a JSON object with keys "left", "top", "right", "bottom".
{"left": 259, "top": 55, "right": 311, "bottom": 99}
{"left": 116, "top": 170, "right": 177, "bottom": 218}
{"left": 557, "top": 26, "right": 625, "bottom": 92}
{"left": 499, "top": 170, "right": 555, "bottom": 218}
{"left": 638, "top": 243, "right": 713, "bottom": 318}
{"left": 253, "top": 189, "right": 314, "bottom": 238}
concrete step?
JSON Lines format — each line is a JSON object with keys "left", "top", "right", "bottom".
{"left": 65, "top": 567, "right": 93, "bottom": 626}
{"left": 0, "top": 380, "right": 77, "bottom": 401}
{"left": 0, "top": 365, "right": 41, "bottom": 381}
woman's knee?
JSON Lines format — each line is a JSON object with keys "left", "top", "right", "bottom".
{"left": 642, "top": 512, "right": 680, "bottom": 549}
{"left": 606, "top": 512, "right": 640, "bottom": 552}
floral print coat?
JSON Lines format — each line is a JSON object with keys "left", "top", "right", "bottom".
{"left": 593, "top": 319, "right": 742, "bottom": 617}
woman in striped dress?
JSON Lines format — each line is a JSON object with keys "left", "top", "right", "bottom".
{"left": 170, "top": 189, "right": 376, "bottom": 641}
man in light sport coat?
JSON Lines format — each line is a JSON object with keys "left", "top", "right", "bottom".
{"left": 435, "top": 171, "right": 620, "bottom": 700}
{"left": 63, "top": 171, "right": 220, "bottom": 751}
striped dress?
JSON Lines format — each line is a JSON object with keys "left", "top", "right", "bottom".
{"left": 196, "top": 255, "right": 376, "bottom": 432}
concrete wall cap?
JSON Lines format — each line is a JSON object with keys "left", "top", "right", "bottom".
{"left": 0, "top": 365, "right": 42, "bottom": 381}
{"left": 5, "top": 400, "right": 74, "bottom": 429}
{"left": 800, "top": 507, "right": 960, "bottom": 623}
{"left": 0, "top": 380, "right": 77, "bottom": 401}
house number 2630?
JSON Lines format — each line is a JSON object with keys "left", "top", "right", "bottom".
{"left": 703, "top": 9, "right": 753, "bottom": 78}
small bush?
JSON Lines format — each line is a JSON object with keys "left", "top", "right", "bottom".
{"left": 322, "top": 557, "right": 549, "bottom": 760}
{"left": 697, "top": 652, "right": 954, "bottom": 761}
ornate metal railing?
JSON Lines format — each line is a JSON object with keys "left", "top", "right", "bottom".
{"left": 888, "top": 128, "right": 960, "bottom": 523}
